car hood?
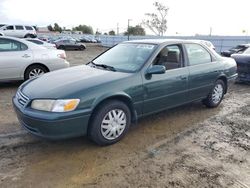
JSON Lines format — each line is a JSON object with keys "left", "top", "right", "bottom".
{"left": 21, "top": 65, "right": 131, "bottom": 99}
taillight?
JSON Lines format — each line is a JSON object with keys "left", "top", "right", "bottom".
{"left": 57, "top": 53, "right": 66, "bottom": 59}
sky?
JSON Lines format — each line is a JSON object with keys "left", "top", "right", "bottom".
{"left": 0, "top": 0, "right": 250, "bottom": 36}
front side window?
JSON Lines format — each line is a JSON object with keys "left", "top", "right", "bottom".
{"left": 0, "top": 39, "right": 27, "bottom": 52}
{"left": 185, "top": 43, "right": 212, "bottom": 66}
{"left": 6, "top": 25, "right": 14, "bottom": 30}
{"left": 154, "top": 44, "right": 183, "bottom": 70}
{"left": 15, "top": 25, "right": 24, "bottom": 30}
{"left": 92, "top": 43, "right": 157, "bottom": 72}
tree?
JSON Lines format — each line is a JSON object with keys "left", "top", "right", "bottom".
{"left": 72, "top": 25, "right": 93, "bottom": 34}
{"left": 47, "top": 25, "right": 53, "bottom": 31}
{"left": 142, "top": 1, "right": 169, "bottom": 36}
{"left": 109, "top": 30, "right": 115, "bottom": 35}
{"left": 124, "top": 25, "right": 146, "bottom": 36}
{"left": 95, "top": 31, "right": 102, "bottom": 35}
{"left": 53, "top": 23, "right": 62, "bottom": 33}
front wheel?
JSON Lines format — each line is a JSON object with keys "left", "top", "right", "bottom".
{"left": 88, "top": 100, "right": 131, "bottom": 146}
{"left": 203, "top": 80, "right": 225, "bottom": 108}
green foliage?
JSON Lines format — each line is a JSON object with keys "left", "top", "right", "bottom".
{"left": 109, "top": 30, "right": 116, "bottom": 35}
{"left": 124, "top": 25, "right": 146, "bottom": 36}
{"left": 47, "top": 23, "right": 62, "bottom": 32}
{"left": 72, "top": 25, "right": 93, "bottom": 34}
{"left": 54, "top": 23, "right": 62, "bottom": 32}
{"left": 96, "top": 31, "right": 102, "bottom": 35}
{"left": 47, "top": 25, "right": 53, "bottom": 31}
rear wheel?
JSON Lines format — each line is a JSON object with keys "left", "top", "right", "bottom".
{"left": 203, "top": 80, "right": 225, "bottom": 108}
{"left": 88, "top": 100, "right": 131, "bottom": 146}
{"left": 24, "top": 65, "right": 48, "bottom": 80}
{"left": 24, "top": 34, "right": 35, "bottom": 38}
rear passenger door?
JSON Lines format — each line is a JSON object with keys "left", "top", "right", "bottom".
{"left": 184, "top": 43, "right": 221, "bottom": 101}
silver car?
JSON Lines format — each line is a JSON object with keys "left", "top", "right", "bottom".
{"left": 0, "top": 36, "right": 69, "bottom": 81}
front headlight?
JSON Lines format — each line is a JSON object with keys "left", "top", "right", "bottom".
{"left": 31, "top": 99, "right": 80, "bottom": 112}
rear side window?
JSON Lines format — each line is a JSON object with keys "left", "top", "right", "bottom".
{"left": 25, "top": 26, "right": 33, "bottom": 30}
{"left": 185, "top": 43, "right": 212, "bottom": 66}
{"left": 28, "top": 39, "right": 43, "bottom": 45}
{"left": 0, "top": 39, "right": 27, "bottom": 51}
{"left": 15, "top": 25, "right": 24, "bottom": 30}
{"left": 6, "top": 25, "right": 14, "bottom": 30}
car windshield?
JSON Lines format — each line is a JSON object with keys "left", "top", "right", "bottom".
{"left": 92, "top": 43, "right": 156, "bottom": 72}
{"left": 243, "top": 47, "right": 250, "bottom": 54}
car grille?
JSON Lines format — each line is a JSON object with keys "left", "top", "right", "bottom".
{"left": 16, "top": 90, "right": 30, "bottom": 107}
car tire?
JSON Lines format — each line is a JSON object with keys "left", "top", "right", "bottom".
{"left": 80, "top": 45, "right": 85, "bottom": 51}
{"left": 58, "top": 45, "right": 65, "bottom": 50}
{"left": 24, "top": 34, "right": 35, "bottom": 38}
{"left": 88, "top": 100, "right": 131, "bottom": 146}
{"left": 24, "top": 65, "right": 48, "bottom": 80}
{"left": 203, "top": 79, "right": 225, "bottom": 108}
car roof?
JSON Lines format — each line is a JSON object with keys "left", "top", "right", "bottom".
{"left": 124, "top": 39, "right": 184, "bottom": 45}
{"left": 123, "top": 39, "right": 214, "bottom": 46}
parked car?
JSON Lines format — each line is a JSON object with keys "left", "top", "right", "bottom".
{"left": 221, "top": 44, "right": 250, "bottom": 57}
{"left": 0, "top": 36, "right": 69, "bottom": 81}
{"left": 231, "top": 48, "right": 250, "bottom": 82}
{"left": 79, "top": 36, "right": 92, "bottom": 43}
{"left": 25, "top": 38, "right": 56, "bottom": 49}
{"left": 13, "top": 39, "right": 237, "bottom": 145}
{"left": 54, "top": 39, "right": 86, "bottom": 50}
{"left": 200, "top": 40, "right": 216, "bottom": 50}
{"left": 0, "top": 25, "right": 37, "bottom": 38}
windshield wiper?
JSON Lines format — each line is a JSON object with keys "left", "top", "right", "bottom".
{"left": 89, "top": 61, "right": 116, "bottom": 72}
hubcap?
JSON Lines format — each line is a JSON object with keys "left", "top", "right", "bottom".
{"left": 29, "top": 68, "right": 45, "bottom": 79}
{"left": 212, "top": 84, "right": 223, "bottom": 104}
{"left": 101, "top": 109, "right": 127, "bottom": 140}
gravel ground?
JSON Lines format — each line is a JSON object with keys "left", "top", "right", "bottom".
{"left": 0, "top": 46, "right": 249, "bottom": 188}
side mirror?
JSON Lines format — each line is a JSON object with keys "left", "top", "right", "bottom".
{"left": 146, "top": 65, "right": 166, "bottom": 75}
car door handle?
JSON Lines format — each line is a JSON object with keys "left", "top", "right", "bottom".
{"left": 179, "top": 76, "right": 187, "bottom": 80}
{"left": 22, "top": 54, "right": 30, "bottom": 58}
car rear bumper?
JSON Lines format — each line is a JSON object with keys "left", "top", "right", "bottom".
{"left": 13, "top": 96, "right": 91, "bottom": 140}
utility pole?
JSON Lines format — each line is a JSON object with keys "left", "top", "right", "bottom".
{"left": 128, "top": 19, "right": 132, "bottom": 41}
{"left": 209, "top": 27, "right": 212, "bottom": 36}
{"left": 117, "top": 23, "right": 119, "bottom": 35}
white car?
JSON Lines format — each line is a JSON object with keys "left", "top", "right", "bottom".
{"left": 25, "top": 38, "right": 56, "bottom": 49}
{"left": 189, "top": 40, "right": 216, "bottom": 50}
{"left": 0, "top": 25, "right": 37, "bottom": 38}
{"left": 0, "top": 36, "right": 69, "bottom": 81}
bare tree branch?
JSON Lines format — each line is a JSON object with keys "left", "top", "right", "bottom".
{"left": 142, "top": 1, "right": 169, "bottom": 36}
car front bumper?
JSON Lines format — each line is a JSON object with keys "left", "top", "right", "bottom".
{"left": 236, "top": 73, "right": 250, "bottom": 82}
{"left": 13, "top": 96, "right": 91, "bottom": 140}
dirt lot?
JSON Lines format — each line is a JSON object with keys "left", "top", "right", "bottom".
{"left": 0, "top": 46, "right": 249, "bottom": 188}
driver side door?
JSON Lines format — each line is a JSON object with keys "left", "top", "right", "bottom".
{"left": 142, "top": 44, "right": 189, "bottom": 115}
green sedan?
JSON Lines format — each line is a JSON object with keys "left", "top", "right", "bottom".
{"left": 13, "top": 39, "right": 237, "bottom": 145}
